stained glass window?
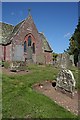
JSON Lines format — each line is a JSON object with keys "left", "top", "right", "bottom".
{"left": 24, "top": 41, "right": 27, "bottom": 52}
{"left": 28, "top": 36, "right": 31, "bottom": 46}
{"left": 33, "top": 43, "right": 35, "bottom": 53}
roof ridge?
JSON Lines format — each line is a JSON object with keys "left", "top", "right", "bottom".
{"left": 10, "top": 20, "right": 25, "bottom": 39}
{"left": 10, "top": 15, "right": 34, "bottom": 39}
{"left": 10, "top": 16, "right": 29, "bottom": 34}
{"left": 39, "top": 32, "right": 53, "bottom": 52}
{"left": 0, "top": 22, "right": 14, "bottom": 45}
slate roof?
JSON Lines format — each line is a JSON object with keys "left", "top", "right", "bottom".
{"left": 0, "top": 22, "right": 14, "bottom": 45}
{"left": 0, "top": 20, "right": 25, "bottom": 45}
{"left": 11, "top": 20, "right": 24, "bottom": 35}
{"left": 39, "top": 32, "right": 53, "bottom": 52}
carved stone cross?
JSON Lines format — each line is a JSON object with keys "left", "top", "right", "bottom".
{"left": 28, "top": 8, "right": 31, "bottom": 16}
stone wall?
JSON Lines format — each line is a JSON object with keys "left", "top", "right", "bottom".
{"left": 0, "top": 15, "right": 53, "bottom": 64}
{"left": 56, "top": 53, "right": 72, "bottom": 69}
{"left": 12, "top": 16, "right": 45, "bottom": 64}
{"left": 0, "top": 44, "right": 12, "bottom": 61}
{"left": 0, "top": 45, "right": 3, "bottom": 61}
{"left": 44, "top": 52, "right": 53, "bottom": 64}
{"left": 6, "top": 44, "right": 12, "bottom": 61}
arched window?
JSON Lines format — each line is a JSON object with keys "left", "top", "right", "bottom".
{"left": 33, "top": 43, "right": 35, "bottom": 53}
{"left": 24, "top": 41, "right": 27, "bottom": 52}
{"left": 28, "top": 36, "right": 31, "bottom": 46}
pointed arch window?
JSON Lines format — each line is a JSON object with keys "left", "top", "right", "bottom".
{"left": 28, "top": 36, "right": 32, "bottom": 46}
{"left": 24, "top": 41, "right": 27, "bottom": 52}
{"left": 33, "top": 43, "right": 35, "bottom": 53}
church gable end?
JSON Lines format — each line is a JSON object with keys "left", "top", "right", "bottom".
{"left": 12, "top": 15, "right": 44, "bottom": 63}
{"left": 1, "top": 11, "right": 53, "bottom": 64}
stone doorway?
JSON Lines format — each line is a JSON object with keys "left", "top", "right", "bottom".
{"left": 27, "top": 47, "right": 33, "bottom": 63}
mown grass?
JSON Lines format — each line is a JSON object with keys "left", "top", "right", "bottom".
{"left": 2, "top": 64, "right": 79, "bottom": 118}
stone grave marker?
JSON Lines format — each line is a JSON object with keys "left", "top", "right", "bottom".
{"left": 56, "top": 53, "right": 72, "bottom": 69}
{"left": 55, "top": 53, "right": 76, "bottom": 98}
{"left": 69, "top": 55, "right": 75, "bottom": 66}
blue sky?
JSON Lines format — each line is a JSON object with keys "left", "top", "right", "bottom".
{"left": 2, "top": 2, "right": 78, "bottom": 53}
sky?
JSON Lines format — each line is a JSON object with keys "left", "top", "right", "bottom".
{"left": 1, "top": 2, "right": 78, "bottom": 53}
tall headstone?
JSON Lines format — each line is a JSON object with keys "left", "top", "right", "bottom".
{"left": 69, "top": 55, "right": 75, "bottom": 66}
{"left": 56, "top": 53, "right": 76, "bottom": 98}
{"left": 56, "top": 53, "right": 72, "bottom": 69}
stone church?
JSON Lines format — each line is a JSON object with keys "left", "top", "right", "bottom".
{"left": 0, "top": 11, "right": 53, "bottom": 64}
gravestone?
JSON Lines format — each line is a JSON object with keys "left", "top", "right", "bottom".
{"left": 10, "top": 62, "right": 20, "bottom": 72}
{"left": 55, "top": 53, "right": 76, "bottom": 97}
{"left": 12, "top": 45, "right": 24, "bottom": 61}
{"left": 69, "top": 55, "right": 74, "bottom": 66}
{"left": 56, "top": 53, "right": 72, "bottom": 69}
{"left": 60, "top": 53, "right": 69, "bottom": 68}
{"left": 56, "top": 54, "right": 62, "bottom": 67}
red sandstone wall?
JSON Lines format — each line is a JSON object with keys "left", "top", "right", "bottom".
{"left": 0, "top": 44, "right": 12, "bottom": 61}
{"left": 12, "top": 16, "right": 45, "bottom": 64}
{"left": 6, "top": 44, "right": 12, "bottom": 61}
{"left": 44, "top": 52, "right": 53, "bottom": 64}
{"left": 0, "top": 16, "right": 53, "bottom": 64}
{"left": 0, "top": 45, "right": 4, "bottom": 61}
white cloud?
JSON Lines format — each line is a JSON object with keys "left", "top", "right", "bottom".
{"left": 64, "top": 32, "right": 71, "bottom": 38}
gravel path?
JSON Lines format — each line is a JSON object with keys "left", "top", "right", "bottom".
{"left": 2, "top": 67, "right": 30, "bottom": 75}
{"left": 33, "top": 80, "right": 78, "bottom": 115}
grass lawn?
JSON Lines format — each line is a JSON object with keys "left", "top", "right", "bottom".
{"left": 2, "top": 64, "right": 79, "bottom": 118}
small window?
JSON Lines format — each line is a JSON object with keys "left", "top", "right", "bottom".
{"left": 33, "top": 43, "right": 35, "bottom": 53}
{"left": 28, "top": 36, "right": 31, "bottom": 46}
{"left": 24, "top": 41, "right": 27, "bottom": 52}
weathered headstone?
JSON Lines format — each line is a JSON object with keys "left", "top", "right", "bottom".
{"left": 56, "top": 68, "right": 76, "bottom": 96}
{"left": 55, "top": 53, "right": 76, "bottom": 98}
{"left": 12, "top": 45, "right": 24, "bottom": 61}
{"left": 56, "top": 54, "right": 62, "bottom": 67}
{"left": 10, "top": 62, "right": 20, "bottom": 72}
{"left": 56, "top": 53, "right": 72, "bottom": 69}
{"left": 69, "top": 55, "right": 75, "bottom": 66}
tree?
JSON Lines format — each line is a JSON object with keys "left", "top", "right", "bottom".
{"left": 53, "top": 52, "right": 58, "bottom": 61}
{"left": 73, "top": 17, "right": 80, "bottom": 50}
{"left": 66, "top": 17, "right": 80, "bottom": 66}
